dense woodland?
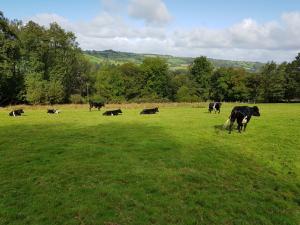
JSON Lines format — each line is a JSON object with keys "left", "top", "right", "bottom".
{"left": 1, "top": 11, "right": 299, "bottom": 106}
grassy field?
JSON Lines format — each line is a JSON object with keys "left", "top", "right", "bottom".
{"left": 0, "top": 103, "right": 299, "bottom": 225}
{"left": 84, "top": 50, "right": 264, "bottom": 72}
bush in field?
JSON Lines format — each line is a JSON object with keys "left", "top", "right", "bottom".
{"left": 89, "top": 95, "right": 106, "bottom": 104}
{"left": 70, "top": 94, "right": 85, "bottom": 104}
{"left": 25, "top": 72, "right": 47, "bottom": 104}
{"left": 46, "top": 80, "right": 64, "bottom": 104}
{"left": 176, "top": 85, "right": 200, "bottom": 102}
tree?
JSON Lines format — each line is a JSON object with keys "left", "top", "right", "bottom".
{"left": 246, "top": 72, "right": 261, "bottom": 103}
{"left": 93, "top": 64, "right": 125, "bottom": 102}
{"left": 210, "top": 67, "right": 249, "bottom": 102}
{"left": 210, "top": 68, "right": 229, "bottom": 101}
{"left": 285, "top": 54, "right": 300, "bottom": 101}
{"left": 176, "top": 85, "right": 199, "bottom": 102}
{"left": 0, "top": 11, "right": 22, "bottom": 105}
{"left": 259, "top": 62, "right": 285, "bottom": 102}
{"left": 119, "top": 62, "right": 142, "bottom": 101}
{"left": 140, "top": 57, "right": 170, "bottom": 99}
{"left": 46, "top": 79, "right": 64, "bottom": 104}
{"left": 25, "top": 72, "right": 47, "bottom": 104}
{"left": 18, "top": 21, "right": 90, "bottom": 104}
{"left": 189, "top": 56, "right": 213, "bottom": 101}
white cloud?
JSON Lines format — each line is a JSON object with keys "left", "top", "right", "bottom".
{"left": 128, "top": 0, "right": 172, "bottom": 25}
{"left": 101, "top": 0, "right": 124, "bottom": 13}
{"left": 26, "top": 9, "right": 300, "bottom": 62}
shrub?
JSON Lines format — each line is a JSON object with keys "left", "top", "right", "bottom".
{"left": 70, "top": 94, "right": 85, "bottom": 104}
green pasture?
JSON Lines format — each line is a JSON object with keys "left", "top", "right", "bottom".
{"left": 0, "top": 103, "right": 299, "bottom": 224}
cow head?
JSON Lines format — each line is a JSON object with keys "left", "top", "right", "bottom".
{"left": 117, "top": 109, "right": 122, "bottom": 113}
{"left": 252, "top": 106, "right": 260, "bottom": 116}
{"left": 155, "top": 107, "right": 159, "bottom": 112}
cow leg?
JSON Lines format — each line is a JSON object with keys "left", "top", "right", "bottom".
{"left": 243, "top": 123, "right": 247, "bottom": 132}
{"left": 98, "top": 107, "right": 100, "bottom": 111}
{"left": 238, "top": 124, "right": 242, "bottom": 133}
{"left": 229, "top": 120, "right": 234, "bottom": 134}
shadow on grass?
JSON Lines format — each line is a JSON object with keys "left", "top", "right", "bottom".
{"left": 214, "top": 124, "right": 232, "bottom": 134}
{"left": 0, "top": 122, "right": 298, "bottom": 225}
{"left": 214, "top": 123, "right": 242, "bottom": 134}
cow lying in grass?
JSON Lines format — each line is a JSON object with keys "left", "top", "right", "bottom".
{"left": 89, "top": 101, "right": 105, "bottom": 111}
{"left": 140, "top": 107, "right": 159, "bottom": 115}
{"left": 47, "top": 109, "right": 61, "bottom": 114}
{"left": 228, "top": 106, "right": 260, "bottom": 133}
{"left": 9, "top": 109, "right": 24, "bottom": 117}
{"left": 208, "top": 102, "right": 221, "bottom": 113}
{"left": 103, "top": 109, "right": 122, "bottom": 116}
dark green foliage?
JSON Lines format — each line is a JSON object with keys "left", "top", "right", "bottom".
{"left": 259, "top": 62, "right": 285, "bottom": 103}
{"left": 1, "top": 11, "right": 300, "bottom": 104}
{"left": 119, "top": 62, "right": 142, "bottom": 100}
{"left": 285, "top": 54, "right": 300, "bottom": 101}
{"left": 211, "top": 67, "right": 249, "bottom": 102}
{"left": 189, "top": 56, "right": 213, "bottom": 101}
{"left": 0, "top": 12, "right": 22, "bottom": 105}
{"left": 0, "top": 12, "right": 91, "bottom": 105}
{"left": 140, "top": 57, "right": 170, "bottom": 99}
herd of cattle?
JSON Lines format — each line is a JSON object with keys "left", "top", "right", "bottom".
{"left": 7, "top": 101, "right": 260, "bottom": 133}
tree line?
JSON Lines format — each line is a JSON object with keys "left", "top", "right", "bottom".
{"left": 1, "top": 11, "right": 299, "bottom": 105}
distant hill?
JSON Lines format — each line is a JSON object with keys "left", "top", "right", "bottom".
{"left": 84, "top": 49, "right": 264, "bottom": 72}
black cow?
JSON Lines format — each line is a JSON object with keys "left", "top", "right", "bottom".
{"left": 103, "top": 109, "right": 122, "bottom": 116}
{"left": 47, "top": 109, "right": 60, "bottom": 114}
{"left": 140, "top": 107, "right": 159, "bottom": 115}
{"left": 89, "top": 101, "right": 105, "bottom": 111}
{"left": 209, "top": 102, "right": 222, "bottom": 113}
{"left": 228, "top": 106, "right": 260, "bottom": 133}
{"left": 9, "top": 109, "right": 24, "bottom": 117}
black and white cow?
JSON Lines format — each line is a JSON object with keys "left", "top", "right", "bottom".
{"left": 47, "top": 109, "right": 61, "bottom": 114}
{"left": 228, "top": 106, "right": 260, "bottom": 133}
{"left": 140, "top": 107, "right": 159, "bottom": 115}
{"left": 9, "top": 109, "right": 24, "bottom": 117}
{"left": 103, "top": 109, "right": 122, "bottom": 116}
{"left": 208, "top": 102, "right": 222, "bottom": 113}
{"left": 89, "top": 101, "right": 105, "bottom": 111}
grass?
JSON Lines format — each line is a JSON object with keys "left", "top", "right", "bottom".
{"left": 0, "top": 103, "right": 299, "bottom": 225}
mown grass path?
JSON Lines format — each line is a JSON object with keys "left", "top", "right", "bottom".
{"left": 0, "top": 104, "right": 299, "bottom": 224}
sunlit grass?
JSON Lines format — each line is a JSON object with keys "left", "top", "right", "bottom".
{"left": 0, "top": 103, "right": 299, "bottom": 224}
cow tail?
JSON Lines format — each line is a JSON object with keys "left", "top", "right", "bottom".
{"left": 223, "top": 119, "right": 230, "bottom": 128}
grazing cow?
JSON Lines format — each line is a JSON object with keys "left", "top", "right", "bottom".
{"left": 47, "top": 109, "right": 60, "bottom": 114}
{"left": 209, "top": 102, "right": 222, "bottom": 113}
{"left": 140, "top": 107, "right": 159, "bottom": 115}
{"left": 228, "top": 106, "right": 260, "bottom": 133}
{"left": 9, "top": 109, "right": 24, "bottom": 117}
{"left": 103, "top": 109, "right": 122, "bottom": 116}
{"left": 89, "top": 101, "right": 105, "bottom": 111}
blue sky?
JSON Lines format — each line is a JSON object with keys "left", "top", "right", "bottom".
{"left": 1, "top": 0, "right": 300, "bottom": 62}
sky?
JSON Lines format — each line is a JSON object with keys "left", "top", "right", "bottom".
{"left": 2, "top": 0, "right": 300, "bottom": 62}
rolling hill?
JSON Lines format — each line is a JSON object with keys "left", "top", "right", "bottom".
{"left": 84, "top": 49, "right": 264, "bottom": 72}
